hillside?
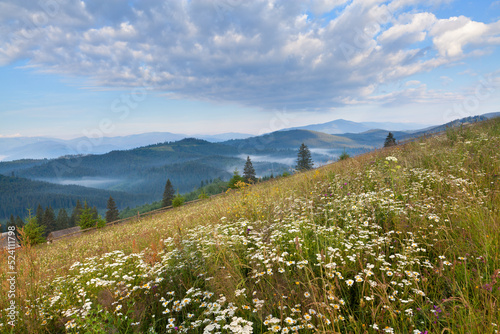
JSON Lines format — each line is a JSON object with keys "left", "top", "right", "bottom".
{"left": 0, "top": 174, "right": 143, "bottom": 220}
{"left": 224, "top": 129, "right": 358, "bottom": 150}
{"left": 1, "top": 118, "right": 498, "bottom": 333}
{"left": 0, "top": 139, "right": 289, "bottom": 220}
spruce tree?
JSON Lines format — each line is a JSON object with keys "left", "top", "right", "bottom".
{"left": 162, "top": 179, "right": 175, "bottom": 207}
{"left": 42, "top": 206, "right": 56, "bottom": 236}
{"left": 56, "top": 208, "right": 70, "bottom": 230}
{"left": 296, "top": 143, "right": 313, "bottom": 171}
{"left": 7, "top": 215, "right": 17, "bottom": 238}
{"left": 36, "top": 204, "right": 44, "bottom": 225}
{"left": 384, "top": 132, "right": 397, "bottom": 147}
{"left": 228, "top": 169, "right": 245, "bottom": 189}
{"left": 243, "top": 156, "right": 257, "bottom": 183}
{"left": 19, "top": 216, "right": 45, "bottom": 246}
{"left": 15, "top": 216, "right": 24, "bottom": 229}
{"left": 70, "top": 200, "right": 83, "bottom": 227}
{"left": 78, "top": 206, "right": 96, "bottom": 229}
{"left": 105, "top": 196, "right": 120, "bottom": 223}
{"left": 91, "top": 206, "right": 99, "bottom": 220}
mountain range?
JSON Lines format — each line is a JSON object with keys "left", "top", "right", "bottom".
{"left": 280, "top": 119, "right": 431, "bottom": 134}
{"left": 1, "top": 113, "right": 498, "bottom": 221}
{"left": 0, "top": 132, "right": 254, "bottom": 161}
{"left": 0, "top": 119, "right": 439, "bottom": 162}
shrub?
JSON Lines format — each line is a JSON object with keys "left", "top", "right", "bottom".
{"left": 172, "top": 194, "right": 185, "bottom": 207}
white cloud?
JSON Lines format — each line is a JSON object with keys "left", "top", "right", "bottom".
{"left": 378, "top": 12, "right": 436, "bottom": 48}
{"left": 430, "top": 16, "right": 490, "bottom": 57}
{"left": 0, "top": 0, "right": 499, "bottom": 111}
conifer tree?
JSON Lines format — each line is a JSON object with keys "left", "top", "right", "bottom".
{"left": 36, "top": 204, "right": 44, "bottom": 225}
{"left": 384, "top": 132, "right": 397, "bottom": 147}
{"left": 105, "top": 196, "right": 120, "bottom": 223}
{"left": 78, "top": 205, "right": 105, "bottom": 229}
{"left": 42, "top": 206, "right": 56, "bottom": 236}
{"left": 91, "top": 206, "right": 99, "bottom": 220}
{"left": 296, "top": 143, "right": 313, "bottom": 171}
{"left": 19, "top": 216, "right": 45, "bottom": 246}
{"left": 7, "top": 215, "right": 18, "bottom": 238}
{"left": 8, "top": 214, "right": 15, "bottom": 229}
{"left": 15, "top": 216, "right": 24, "bottom": 230}
{"left": 56, "top": 208, "right": 69, "bottom": 230}
{"left": 228, "top": 169, "right": 245, "bottom": 189}
{"left": 243, "top": 156, "right": 257, "bottom": 183}
{"left": 162, "top": 179, "right": 175, "bottom": 207}
{"left": 70, "top": 200, "right": 83, "bottom": 227}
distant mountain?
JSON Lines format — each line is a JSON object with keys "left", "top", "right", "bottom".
{"left": 225, "top": 129, "right": 360, "bottom": 150}
{"left": 280, "top": 119, "right": 431, "bottom": 134}
{"left": 0, "top": 132, "right": 253, "bottom": 161}
{"left": 194, "top": 133, "right": 253, "bottom": 142}
{"left": 339, "top": 129, "right": 411, "bottom": 145}
{"left": 482, "top": 111, "right": 500, "bottom": 119}
{"left": 223, "top": 129, "right": 376, "bottom": 166}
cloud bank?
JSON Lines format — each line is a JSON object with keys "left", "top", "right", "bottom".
{"left": 1, "top": 0, "right": 499, "bottom": 111}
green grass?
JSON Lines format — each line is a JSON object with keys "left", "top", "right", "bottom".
{"left": 1, "top": 119, "right": 499, "bottom": 333}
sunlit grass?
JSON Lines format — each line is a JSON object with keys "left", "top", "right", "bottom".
{"left": 1, "top": 119, "right": 499, "bottom": 333}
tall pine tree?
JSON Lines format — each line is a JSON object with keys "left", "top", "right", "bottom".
{"left": 15, "top": 216, "right": 24, "bottom": 229}
{"left": 42, "top": 206, "right": 56, "bottom": 236}
{"left": 90, "top": 206, "right": 99, "bottom": 220}
{"left": 56, "top": 208, "right": 70, "bottom": 230}
{"left": 105, "top": 197, "right": 120, "bottom": 223}
{"left": 243, "top": 156, "right": 257, "bottom": 183}
{"left": 70, "top": 200, "right": 83, "bottom": 227}
{"left": 296, "top": 143, "right": 313, "bottom": 171}
{"left": 36, "top": 204, "right": 44, "bottom": 225}
{"left": 162, "top": 179, "right": 175, "bottom": 207}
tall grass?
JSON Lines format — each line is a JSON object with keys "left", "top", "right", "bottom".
{"left": 1, "top": 119, "right": 499, "bottom": 333}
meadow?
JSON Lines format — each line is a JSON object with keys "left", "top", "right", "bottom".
{"left": 0, "top": 118, "right": 499, "bottom": 333}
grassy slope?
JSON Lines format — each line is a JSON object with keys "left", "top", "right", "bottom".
{"left": 1, "top": 119, "right": 499, "bottom": 333}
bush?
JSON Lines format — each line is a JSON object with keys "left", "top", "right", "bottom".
{"left": 338, "top": 150, "right": 350, "bottom": 161}
{"left": 228, "top": 169, "right": 245, "bottom": 189}
{"left": 198, "top": 191, "right": 209, "bottom": 199}
{"left": 172, "top": 194, "right": 185, "bottom": 207}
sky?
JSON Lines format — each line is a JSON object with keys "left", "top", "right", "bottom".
{"left": 0, "top": 0, "right": 499, "bottom": 139}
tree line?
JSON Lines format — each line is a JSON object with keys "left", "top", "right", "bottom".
{"left": 2, "top": 196, "right": 121, "bottom": 242}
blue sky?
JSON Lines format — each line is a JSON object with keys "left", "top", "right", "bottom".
{"left": 1, "top": 0, "right": 499, "bottom": 139}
